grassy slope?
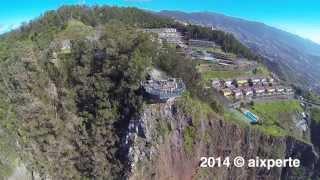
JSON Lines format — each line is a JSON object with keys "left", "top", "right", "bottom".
{"left": 58, "top": 20, "right": 94, "bottom": 40}
{"left": 177, "top": 92, "right": 217, "bottom": 154}
{"left": 201, "top": 65, "right": 269, "bottom": 81}
{"left": 251, "top": 100, "right": 303, "bottom": 137}
{"left": 0, "top": 19, "right": 95, "bottom": 179}
{"left": 311, "top": 108, "right": 320, "bottom": 124}
{"left": 305, "top": 92, "right": 320, "bottom": 104}
{"left": 223, "top": 100, "right": 305, "bottom": 139}
{"left": 197, "top": 57, "right": 269, "bottom": 83}
{"left": 224, "top": 109, "right": 250, "bottom": 128}
{"left": 202, "top": 70, "right": 250, "bottom": 81}
{"left": 0, "top": 91, "right": 19, "bottom": 179}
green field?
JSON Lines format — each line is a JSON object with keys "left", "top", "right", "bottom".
{"left": 250, "top": 100, "right": 303, "bottom": 137}
{"left": 58, "top": 20, "right": 94, "bottom": 40}
{"left": 224, "top": 100, "right": 305, "bottom": 138}
{"left": 202, "top": 70, "right": 250, "bottom": 81}
{"left": 199, "top": 63, "right": 270, "bottom": 83}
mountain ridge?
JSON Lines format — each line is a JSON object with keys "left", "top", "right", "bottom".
{"left": 159, "top": 10, "right": 320, "bottom": 54}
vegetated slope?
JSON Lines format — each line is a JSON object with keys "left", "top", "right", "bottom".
{"left": 158, "top": 11, "right": 320, "bottom": 91}
{"left": 0, "top": 5, "right": 319, "bottom": 180}
{"left": 0, "top": 6, "right": 172, "bottom": 179}
{"left": 1, "top": 22, "right": 156, "bottom": 179}
{"left": 0, "top": 5, "right": 224, "bottom": 179}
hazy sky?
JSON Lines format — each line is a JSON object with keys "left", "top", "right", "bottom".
{"left": 1, "top": 0, "right": 319, "bottom": 44}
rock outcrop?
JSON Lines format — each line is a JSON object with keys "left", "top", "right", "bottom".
{"left": 126, "top": 99, "right": 319, "bottom": 180}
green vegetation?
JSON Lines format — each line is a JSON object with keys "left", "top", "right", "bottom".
{"left": 0, "top": 4, "right": 315, "bottom": 179}
{"left": 48, "top": 23, "right": 155, "bottom": 178}
{"left": 223, "top": 109, "right": 250, "bottom": 128}
{"left": 177, "top": 92, "right": 215, "bottom": 122}
{"left": 177, "top": 93, "right": 218, "bottom": 155}
{"left": 0, "top": 5, "right": 260, "bottom": 179}
{"left": 250, "top": 100, "right": 303, "bottom": 137}
{"left": 311, "top": 108, "right": 320, "bottom": 124}
{"left": 178, "top": 25, "right": 259, "bottom": 60}
{"left": 155, "top": 118, "right": 172, "bottom": 140}
{"left": 0, "top": 19, "right": 158, "bottom": 178}
{"left": 252, "top": 66, "right": 269, "bottom": 76}
{"left": 0, "top": 90, "right": 19, "bottom": 179}
{"left": 183, "top": 126, "right": 197, "bottom": 155}
{"left": 199, "top": 63, "right": 269, "bottom": 83}
{"left": 154, "top": 45, "right": 224, "bottom": 114}
{"left": 202, "top": 70, "right": 249, "bottom": 81}
{"left": 305, "top": 91, "right": 320, "bottom": 104}
{"left": 57, "top": 19, "right": 94, "bottom": 39}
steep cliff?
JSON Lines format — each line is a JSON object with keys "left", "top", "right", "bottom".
{"left": 126, "top": 96, "right": 319, "bottom": 180}
{"left": 0, "top": 5, "right": 319, "bottom": 180}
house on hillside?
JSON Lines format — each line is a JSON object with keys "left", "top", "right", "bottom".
{"left": 250, "top": 78, "right": 261, "bottom": 85}
{"left": 243, "top": 88, "right": 254, "bottom": 97}
{"left": 232, "top": 89, "right": 243, "bottom": 99}
{"left": 224, "top": 80, "right": 233, "bottom": 88}
{"left": 237, "top": 78, "right": 248, "bottom": 87}
{"left": 253, "top": 86, "right": 266, "bottom": 96}
{"left": 221, "top": 89, "right": 232, "bottom": 97}
{"left": 285, "top": 87, "right": 294, "bottom": 95}
{"left": 266, "top": 86, "right": 276, "bottom": 95}
{"left": 261, "top": 78, "right": 268, "bottom": 85}
{"left": 276, "top": 86, "right": 285, "bottom": 94}
{"left": 267, "top": 77, "right": 274, "bottom": 83}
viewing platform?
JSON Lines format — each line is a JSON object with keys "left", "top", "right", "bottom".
{"left": 142, "top": 78, "right": 186, "bottom": 102}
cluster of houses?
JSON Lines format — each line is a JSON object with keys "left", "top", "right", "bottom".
{"left": 213, "top": 76, "right": 294, "bottom": 100}
{"left": 142, "top": 28, "right": 294, "bottom": 102}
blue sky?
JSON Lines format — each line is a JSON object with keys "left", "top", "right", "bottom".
{"left": 1, "top": 0, "right": 319, "bottom": 44}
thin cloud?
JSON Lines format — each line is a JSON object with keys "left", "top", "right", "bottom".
{"left": 0, "top": 24, "right": 8, "bottom": 34}
{"left": 0, "top": 23, "right": 21, "bottom": 34}
{"left": 0, "top": 24, "right": 4, "bottom": 32}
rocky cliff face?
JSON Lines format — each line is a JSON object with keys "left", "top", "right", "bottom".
{"left": 125, "top": 99, "right": 319, "bottom": 180}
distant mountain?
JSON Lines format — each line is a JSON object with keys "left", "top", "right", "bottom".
{"left": 158, "top": 10, "right": 320, "bottom": 91}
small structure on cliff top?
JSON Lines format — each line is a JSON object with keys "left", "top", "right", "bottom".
{"left": 142, "top": 78, "right": 186, "bottom": 102}
{"left": 241, "top": 108, "right": 260, "bottom": 124}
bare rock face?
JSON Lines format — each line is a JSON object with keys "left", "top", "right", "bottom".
{"left": 126, "top": 100, "right": 319, "bottom": 180}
